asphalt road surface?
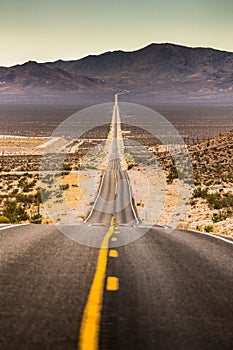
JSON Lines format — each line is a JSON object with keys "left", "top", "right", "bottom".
{"left": 1, "top": 224, "right": 233, "bottom": 349}
{"left": 85, "top": 98, "right": 139, "bottom": 226}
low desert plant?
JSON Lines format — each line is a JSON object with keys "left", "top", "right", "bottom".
{"left": 166, "top": 166, "right": 179, "bottom": 184}
{"left": 0, "top": 215, "right": 10, "bottom": 224}
{"left": 192, "top": 187, "right": 208, "bottom": 199}
{"left": 3, "top": 203, "right": 29, "bottom": 223}
{"left": 204, "top": 224, "right": 214, "bottom": 233}
{"left": 212, "top": 209, "right": 233, "bottom": 223}
{"left": 30, "top": 214, "right": 42, "bottom": 224}
{"left": 127, "top": 163, "right": 134, "bottom": 170}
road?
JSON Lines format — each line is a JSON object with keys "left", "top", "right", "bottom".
{"left": 85, "top": 95, "right": 139, "bottom": 226}
{"left": 1, "top": 95, "right": 233, "bottom": 349}
{"left": 1, "top": 224, "right": 233, "bottom": 349}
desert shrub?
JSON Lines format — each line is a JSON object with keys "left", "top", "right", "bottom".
{"left": 22, "top": 181, "right": 35, "bottom": 192}
{"left": 192, "top": 188, "right": 233, "bottom": 211}
{"left": 207, "top": 192, "right": 233, "bottom": 210}
{"left": 12, "top": 188, "right": 19, "bottom": 195}
{"left": 0, "top": 216, "right": 10, "bottom": 223}
{"left": 63, "top": 164, "right": 72, "bottom": 172}
{"left": 3, "top": 203, "right": 29, "bottom": 223}
{"left": 127, "top": 163, "right": 134, "bottom": 170}
{"left": 190, "top": 199, "right": 197, "bottom": 206}
{"left": 34, "top": 190, "right": 42, "bottom": 204}
{"left": 30, "top": 214, "right": 42, "bottom": 224}
{"left": 166, "top": 166, "right": 178, "bottom": 184}
{"left": 192, "top": 187, "right": 208, "bottom": 199}
{"left": 204, "top": 224, "right": 214, "bottom": 233}
{"left": 18, "top": 177, "right": 27, "bottom": 186}
{"left": 212, "top": 210, "right": 233, "bottom": 223}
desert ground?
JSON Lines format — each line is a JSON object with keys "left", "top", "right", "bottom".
{"left": 0, "top": 124, "right": 232, "bottom": 237}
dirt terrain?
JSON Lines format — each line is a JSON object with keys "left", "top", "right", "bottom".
{"left": 0, "top": 129, "right": 232, "bottom": 236}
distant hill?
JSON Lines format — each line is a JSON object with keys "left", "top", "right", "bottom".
{"left": 0, "top": 60, "right": 109, "bottom": 93}
{"left": 47, "top": 43, "right": 233, "bottom": 96}
{"left": 0, "top": 43, "right": 232, "bottom": 101}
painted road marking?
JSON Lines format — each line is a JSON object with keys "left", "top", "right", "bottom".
{"left": 189, "top": 229, "right": 233, "bottom": 246}
{"left": 84, "top": 172, "right": 106, "bottom": 223}
{"left": 126, "top": 174, "right": 140, "bottom": 224}
{"left": 78, "top": 217, "right": 114, "bottom": 350}
{"left": 106, "top": 276, "right": 119, "bottom": 291}
{"left": 111, "top": 237, "right": 117, "bottom": 242}
{"left": 109, "top": 249, "right": 118, "bottom": 258}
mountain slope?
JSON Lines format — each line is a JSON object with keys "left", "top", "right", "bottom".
{"left": 0, "top": 61, "right": 108, "bottom": 93}
{"left": 50, "top": 43, "right": 233, "bottom": 76}
{"left": 47, "top": 43, "right": 233, "bottom": 94}
{"left": 0, "top": 43, "right": 233, "bottom": 98}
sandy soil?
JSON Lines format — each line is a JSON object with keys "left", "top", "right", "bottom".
{"left": 1, "top": 132, "right": 232, "bottom": 237}
{"left": 0, "top": 135, "right": 49, "bottom": 154}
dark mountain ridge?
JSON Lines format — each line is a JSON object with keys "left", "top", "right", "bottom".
{"left": 49, "top": 43, "right": 233, "bottom": 76}
{"left": 0, "top": 60, "right": 108, "bottom": 93}
{"left": 0, "top": 43, "right": 232, "bottom": 100}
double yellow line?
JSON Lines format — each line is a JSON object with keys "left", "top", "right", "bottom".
{"left": 79, "top": 160, "right": 119, "bottom": 350}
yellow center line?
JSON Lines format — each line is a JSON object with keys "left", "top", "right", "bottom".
{"left": 78, "top": 217, "right": 115, "bottom": 350}
{"left": 111, "top": 237, "right": 117, "bottom": 242}
{"left": 79, "top": 108, "right": 120, "bottom": 349}
{"left": 106, "top": 276, "right": 119, "bottom": 291}
{"left": 109, "top": 249, "right": 118, "bottom": 258}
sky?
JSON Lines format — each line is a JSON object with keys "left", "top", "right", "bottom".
{"left": 0, "top": 0, "right": 233, "bottom": 67}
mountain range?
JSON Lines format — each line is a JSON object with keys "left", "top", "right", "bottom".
{"left": 0, "top": 43, "right": 233, "bottom": 100}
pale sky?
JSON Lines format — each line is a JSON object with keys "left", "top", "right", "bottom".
{"left": 0, "top": 0, "right": 233, "bottom": 67}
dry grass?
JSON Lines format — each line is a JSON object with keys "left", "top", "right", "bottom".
{"left": 62, "top": 173, "right": 82, "bottom": 210}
